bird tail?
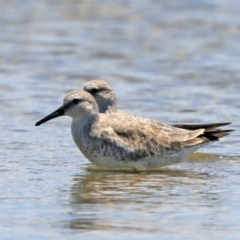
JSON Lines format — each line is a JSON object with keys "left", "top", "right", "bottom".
{"left": 183, "top": 122, "right": 234, "bottom": 147}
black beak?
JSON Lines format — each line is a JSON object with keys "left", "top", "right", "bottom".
{"left": 35, "top": 106, "right": 64, "bottom": 126}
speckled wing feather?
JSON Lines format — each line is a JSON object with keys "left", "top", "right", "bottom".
{"left": 90, "top": 113, "right": 210, "bottom": 161}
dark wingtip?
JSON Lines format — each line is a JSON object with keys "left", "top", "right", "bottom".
{"left": 222, "top": 122, "right": 232, "bottom": 126}
{"left": 172, "top": 122, "right": 233, "bottom": 130}
{"left": 203, "top": 129, "right": 234, "bottom": 141}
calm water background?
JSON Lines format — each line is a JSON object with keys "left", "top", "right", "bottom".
{"left": 0, "top": 0, "right": 240, "bottom": 239}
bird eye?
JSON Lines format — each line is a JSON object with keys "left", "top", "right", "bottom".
{"left": 90, "top": 88, "right": 98, "bottom": 94}
{"left": 72, "top": 99, "right": 80, "bottom": 104}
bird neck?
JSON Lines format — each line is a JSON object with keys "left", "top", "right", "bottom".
{"left": 71, "top": 115, "right": 98, "bottom": 151}
{"left": 105, "top": 105, "right": 117, "bottom": 113}
{"left": 71, "top": 113, "right": 98, "bottom": 131}
{"left": 99, "top": 101, "right": 117, "bottom": 113}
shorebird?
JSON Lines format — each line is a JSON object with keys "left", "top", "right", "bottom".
{"left": 35, "top": 90, "right": 233, "bottom": 168}
{"left": 84, "top": 80, "right": 228, "bottom": 130}
{"left": 83, "top": 80, "right": 117, "bottom": 113}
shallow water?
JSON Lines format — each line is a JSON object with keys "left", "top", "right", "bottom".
{"left": 0, "top": 0, "right": 240, "bottom": 239}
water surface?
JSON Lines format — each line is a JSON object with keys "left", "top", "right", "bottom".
{"left": 0, "top": 0, "right": 240, "bottom": 239}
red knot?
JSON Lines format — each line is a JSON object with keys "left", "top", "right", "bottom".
{"left": 84, "top": 80, "right": 233, "bottom": 132}
{"left": 35, "top": 90, "right": 233, "bottom": 169}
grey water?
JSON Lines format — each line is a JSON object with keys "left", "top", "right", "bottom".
{"left": 0, "top": 0, "right": 240, "bottom": 239}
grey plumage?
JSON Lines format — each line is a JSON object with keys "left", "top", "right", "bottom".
{"left": 36, "top": 90, "right": 233, "bottom": 168}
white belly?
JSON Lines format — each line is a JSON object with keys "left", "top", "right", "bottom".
{"left": 83, "top": 150, "right": 187, "bottom": 169}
